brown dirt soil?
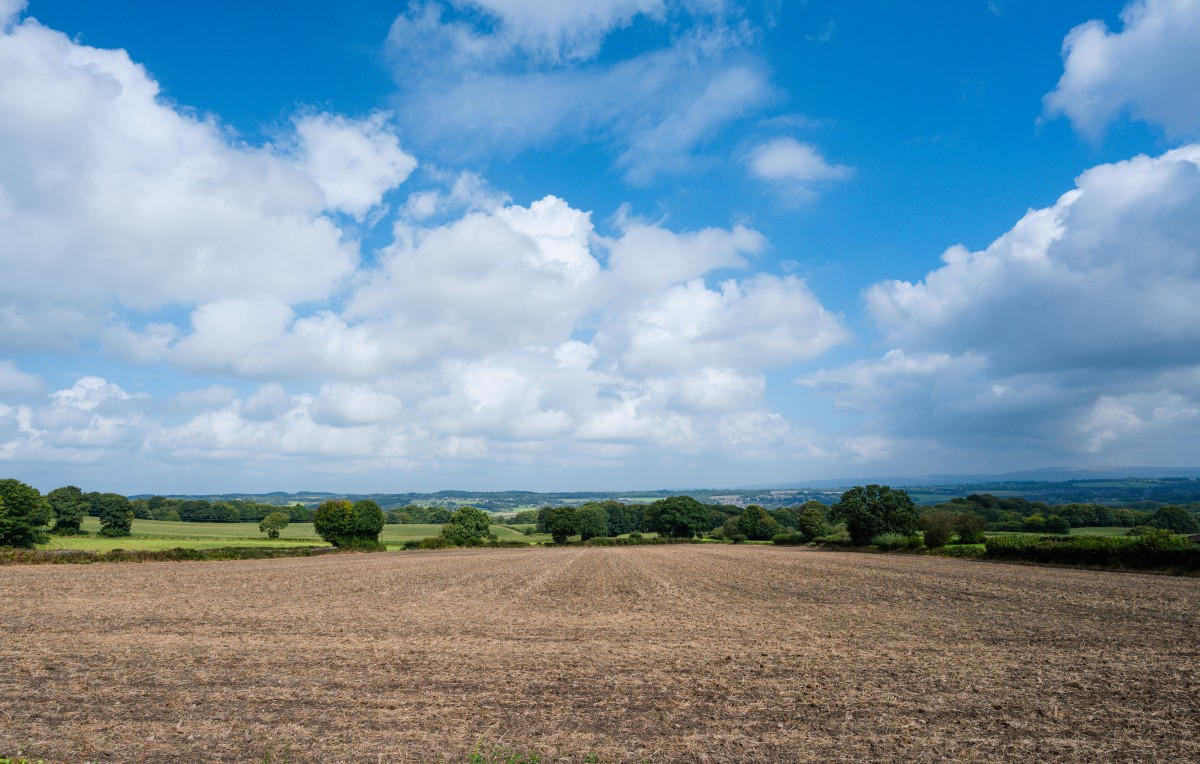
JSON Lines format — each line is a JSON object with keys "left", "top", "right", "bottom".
{"left": 2, "top": 546, "right": 1198, "bottom": 763}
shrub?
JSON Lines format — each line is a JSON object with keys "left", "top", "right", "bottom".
{"left": 871, "top": 532, "right": 910, "bottom": 551}
{"left": 919, "top": 510, "right": 957, "bottom": 548}
{"left": 730, "top": 533, "right": 748, "bottom": 544}
{"left": 417, "top": 536, "right": 453, "bottom": 550}
{"left": 772, "top": 532, "right": 807, "bottom": 545}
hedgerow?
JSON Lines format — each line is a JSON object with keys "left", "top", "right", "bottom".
{"left": 0, "top": 546, "right": 343, "bottom": 566}
{"left": 984, "top": 531, "right": 1200, "bottom": 572}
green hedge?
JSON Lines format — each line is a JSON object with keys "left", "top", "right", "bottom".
{"left": 985, "top": 532, "right": 1200, "bottom": 571}
{"left": 0, "top": 546, "right": 342, "bottom": 566}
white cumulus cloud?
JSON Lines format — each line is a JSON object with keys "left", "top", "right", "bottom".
{"left": 1045, "top": 0, "right": 1200, "bottom": 137}
{"left": 808, "top": 145, "right": 1200, "bottom": 470}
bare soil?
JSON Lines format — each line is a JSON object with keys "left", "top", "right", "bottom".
{"left": 2, "top": 546, "right": 1197, "bottom": 763}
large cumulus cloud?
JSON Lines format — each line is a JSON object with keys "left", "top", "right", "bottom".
{"left": 808, "top": 146, "right": 1200, "bottom": 470}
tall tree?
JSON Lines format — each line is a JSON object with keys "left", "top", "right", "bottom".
{"left": 0, "top": 478, "right": 51, "bottom": 548}
{"left": 833, "top": 485, "right": 918, "bottom": 546}
{"left": 652, "top": 496, "right": 710, "bottom": 539}
{"left": 47, "top": 485, "right": 89, "bottom": 535}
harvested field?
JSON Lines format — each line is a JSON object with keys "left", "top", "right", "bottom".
{"left": 2, "top": 546, "right": 1198, "bottom": 763}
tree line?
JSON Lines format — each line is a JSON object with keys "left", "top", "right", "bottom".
{"left": 3, "top": 476, "right": 1198, "bottom": 551}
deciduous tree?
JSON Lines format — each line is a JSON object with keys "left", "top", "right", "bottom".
{"left": 47, "top": 485, "right": 89, "bottom": 535}
{"left": 0, "top": 478, "right": 51, "bottom": 548}
{"left": 442, "top": 506, "right": 493, "bottom": 545}
{"left": 259, "top": 511, "right": 290, "bottom": 539}
{"left": 832, "top": 485, "right": 918, "bottom": 546}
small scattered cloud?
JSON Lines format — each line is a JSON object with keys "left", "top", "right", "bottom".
{"left": 746, "top": 137, "right": 852, "bottom": 204}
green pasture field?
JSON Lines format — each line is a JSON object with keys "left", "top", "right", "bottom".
{"left": 982, "top": 526, "right": 1136, "bottom": 538}
{"left": 36, "top": 518, "right": 536, "bottom": 552}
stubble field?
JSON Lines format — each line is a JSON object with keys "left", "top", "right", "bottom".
{"left": 2, "top": 546, "right": 1197, "bottom": 763}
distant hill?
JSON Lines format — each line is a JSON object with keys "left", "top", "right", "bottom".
{"left": 130, "top": 470, "right": 1200, "bottom": 511}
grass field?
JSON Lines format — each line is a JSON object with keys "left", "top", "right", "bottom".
{"left": 982, "top": 526, "right": 1141, "bottom": 539}
{"left": 36, "top": 517, "right": 529, "bottom": 551}
{"left": 2, "top": 546, "right": 1196, "bottom": 762}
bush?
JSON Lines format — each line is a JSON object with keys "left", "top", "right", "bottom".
{"left": 417, "top": 536, "right": 453, "bottom": 550}
{"left": 919, "top": 510, "right": 957, "bottom": 548}
{"left": 772, "top": 532, "right": 807, "bottom": 545}
{"left": 871, "top": 532, "right": 910, "bottom": 551}
{"left": 730, "top": 533, "right": 748, "bottom": 544}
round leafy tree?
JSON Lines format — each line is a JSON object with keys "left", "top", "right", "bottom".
{"left": 314, "top": 499, "right": 385, "bottom": 550}
{"left": 833, "top": 485, "right": 918, "bottom": 546}
{"left": 652, "top": 495, "right": 710, "bottom": 538}
{"left": 542, "top": 505, "right": 579, "bottom": 544}
{"left": 0, "top": 478, "right": 51, "bottom": 548}
{"left": 441, "top": 506, "right": 492, "bottom": 545}
{"left": 259, "top": 511, "right": 291, "bottom": 539}
{"left": 95, "top": 493, "right": 134, "bottom": 537}
{"left": 736, "top": 505, "right": 780, "bottom": 541}
{"left": 47, "top": 485, "right": 90, "bottom": 535}
{"left": 576, "top": 505, "right": 609, "bottom": 541}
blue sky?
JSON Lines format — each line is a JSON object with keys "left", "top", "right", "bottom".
{"left": 1, "top": 0, "right": 1199, "bottom": 493}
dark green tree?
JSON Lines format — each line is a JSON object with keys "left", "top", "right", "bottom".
{"left": 1149, "top": 505, "right": 1200, "bottom": 534}
{"left": 95, "top": 493, "right": 134, "bottom": 537}
{"left": 577, "top": 505, "right": 609, "bottom": 541}
{"left": 736, "top": 505, "right": 780, "bottom": 541}
{"left": 259, "top": 511, "right": 290, "bottom": 539}
{"left": 442, "top": 506, "right": 493, "bottom": 545}
{"left": 795, "top": 503, "right": 829, "bottom": 542}
{"left": 542, "top": 505, "right": 580, "bottom": 543}
{"left": 1043, "top": 515, "right": 1071, "bottom": 534}
{"left": 918, "top": 510, "right": 957, "bottom": 548}
{"left": 0, "top": 478, "right": 51, "bottom": 548}
{"left": 651, "top": 495, "right": 710, "bottom": 538}
{"left": 47, "top": 485, "right": 90, "bottom": 535}
{"left": 832, "top": 485, "right": 918, "bottom": 546}
{"left": 953, "top": 512, "right": 987, "bottom": 544}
